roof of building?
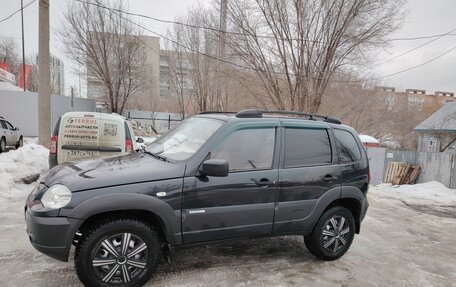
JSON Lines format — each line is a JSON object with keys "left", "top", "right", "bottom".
{"left": 415, "top": 103, "right": 456, "bottom": 132}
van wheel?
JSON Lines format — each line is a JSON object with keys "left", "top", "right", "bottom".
{"left": 304, "top": 206, "right": 355, "bottom": 261}
{"left": 75, "top": 218, "right": 161, "bottom": 287}
{"left": 0, "top": 137, "right": 6, "bottom": 153}
{"left": 15, "top": 136, "right": 23, "bottom": 149}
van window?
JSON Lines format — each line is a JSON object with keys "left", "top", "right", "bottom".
{"left": 284, "top": 128, "right": 332, "bottom": 168}
{"left": 100, "top": 119, "right": 123, "bottom": 149}
{"left": 333, "top": 129, "right": 361, "bottom": 163}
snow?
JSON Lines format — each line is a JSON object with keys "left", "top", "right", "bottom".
{"left": 0, "top": 138, "right": 49, "bottom": 199}
{"left": 358, "top": 134, "right": 379, "bottom": 144}
{"left": 374, "top": 181, "right": 456, "bottom": 205}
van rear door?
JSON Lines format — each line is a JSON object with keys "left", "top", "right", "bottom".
{"left": 58, "top": 113, "right": 101, "bottom": 163}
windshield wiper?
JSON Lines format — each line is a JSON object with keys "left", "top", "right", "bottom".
{"left": 144, "top": 150, "right": 168, "bottom": 162}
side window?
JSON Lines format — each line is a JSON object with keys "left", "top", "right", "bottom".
{"left": 5, "top": 121, "right": 14, "bottom": 130}
{"left": 211, "top": 128, "right": 275, "bottom": 171}
{"left": 284, "top": 128, "right": 332, "bottom": 168}
{"left": 0, "top": 120, "right": 6, "bottom": 129}
{"left": 333, "top": 129, "right": 361, "bottom": 163}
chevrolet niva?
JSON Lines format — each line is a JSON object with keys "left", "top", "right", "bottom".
{"left": 25, "top": 110, "right": 369, "bottom": 287}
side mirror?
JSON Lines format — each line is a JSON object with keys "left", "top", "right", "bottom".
{"left": 13, "top": 127, "right": 19, "bottom": 131}
{"left": 198, "top": 159, "right": 229, "bottom": 177}
{"left": 136, "top": 137, "right": 144, "bottom": 143}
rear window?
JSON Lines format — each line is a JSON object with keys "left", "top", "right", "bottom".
{"left": 333, "top": 129, "right": 362, "bottom": 163}
{"left": 100, "top": 119, "right": 123, "bottom": 148}
{"left": 284, "top": 128, "right": 332, "bottom": 168}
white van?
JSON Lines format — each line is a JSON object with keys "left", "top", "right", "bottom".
{"left": 48, "top": 112, "right": 143, "bottom": 168}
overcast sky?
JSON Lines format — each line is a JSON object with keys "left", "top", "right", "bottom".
{"left": 1, "top": 0, "right": 455, "bottom": 96}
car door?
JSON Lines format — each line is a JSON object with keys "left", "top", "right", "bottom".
{"left": 182, "top": 125, "right": 279, "bottom": 244}
{"left": 0, "top": 120, "right": 8, "bottom": 144}
{"left": 273, "top": 124, "right": 342, "bottom": 234}
{"left": 4, "top": 121, "right": 16, "bottom": 145}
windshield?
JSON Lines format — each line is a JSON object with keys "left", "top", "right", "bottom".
{"left": 145, "top": 117, "right": 223, "bottom": 161}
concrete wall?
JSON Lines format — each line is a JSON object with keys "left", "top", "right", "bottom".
{"left": 0, "top": 90, "right": 96, "bottom": 137}
{"left": 366, "top": 147, "right": 455, "bottom": 188}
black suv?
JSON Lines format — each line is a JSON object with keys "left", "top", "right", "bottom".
{"left": 25, "top": 110, "right": 369, "bottom": 287}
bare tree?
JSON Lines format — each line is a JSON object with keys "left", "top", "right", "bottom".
{"left": 225, "top": 0, "right": 404, "bottom": 112}
{"left": 0, "top": 37, "right": 20, "bottom": 76}
{"left": 165, "top": 6, "right": 225, "bottom": 114}
{"left": 59, "top": 0, "right": 146, "bottom": 114}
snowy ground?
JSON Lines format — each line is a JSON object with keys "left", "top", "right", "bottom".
{"left": 1, "top": 141, "right": 456, "bottom": 286}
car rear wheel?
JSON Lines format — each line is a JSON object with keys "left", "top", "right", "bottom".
{"left": 15, "top": 136, "right": 23, "bottom": 149}
{"left": 75, "top": 218, "right": 161, "bottom": 287}
{"left": 0, "top": 137, "right": 6, "bottom": 153}
{"left": 304, "top": 206, "right": 355, "bottom": 261}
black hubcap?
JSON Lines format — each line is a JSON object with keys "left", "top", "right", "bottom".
{"left": 92, "top": 233, "right": 148, "bottom": 284}
{"left": 321, "top": 216, "right": 350, "bottom": 253}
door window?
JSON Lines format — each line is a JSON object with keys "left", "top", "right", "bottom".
{"left": 5, "top": 121, "right": 14, "bottom": 130}
{"left": 333, "top": 129, "right": 362, "bottom": 163}
{"left": 0, "top": 121, "right": 6, "bottom": 129}
{"left": 284, "top": 128, "right": 332, "bottom": 168}
{"left": 211, "top": 128, "right": 275, "bottom": 171}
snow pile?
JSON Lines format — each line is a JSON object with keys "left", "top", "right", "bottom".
{"left": 374, "top": 181, "right": 456, "bottom": 205}
{"left": 0, "top": 138, "right": 49, "bottom": 199}
{"left": 359, "top": 134, "right": 379, "bottom": 144}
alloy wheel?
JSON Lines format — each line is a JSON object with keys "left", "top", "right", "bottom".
{"left": 321, "top": 215, "right": 350, "bottom": 253}
{"left": 92, "top": 233, "right": 148, "bottom": 285}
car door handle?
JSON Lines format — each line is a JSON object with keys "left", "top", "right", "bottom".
{"left": 254, "top": 178, "right": 275, "bottom": 187}
{"left": 322, "top": 175, "right": 337, "bottom": 182}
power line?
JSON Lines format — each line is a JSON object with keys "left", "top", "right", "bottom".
{"left": 74, "top": 0, "right": 456, "bottom": 84}
{"left": 378, "top": 44, "right": 456, "bottom": 79}
{"left": 0, "top": 0, "right": 36, "bottom": 24}
{"left": 380, "top": 27, "right": 456, "bottom": 65}
{"left": 76, "top": 0, "right": 456, "bottom": 44}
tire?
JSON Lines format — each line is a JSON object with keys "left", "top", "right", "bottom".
{"left": 304, "top": 206, "right": 355, "bottom": 261}
{"left": 15, "top": 136, "right": 23, "bottom": 149}
{"left": 0, "top": 137, "right": 6, "bottom": 153}
{"left": 75, "top": 218, "right": 162, "bottom": 287}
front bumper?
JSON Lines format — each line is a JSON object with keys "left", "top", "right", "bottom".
{"left": 25, "top": 205, "right": 81, "bottom": 262}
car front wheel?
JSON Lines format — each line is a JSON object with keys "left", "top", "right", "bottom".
{"left": 15, "top": 136, "right": 23, "bottom": 149}
{"left": 304, "top": 206, "right": 355, "bottom": 261}
{"left": 75, "top": 218, "right": 161, "bottom": 287}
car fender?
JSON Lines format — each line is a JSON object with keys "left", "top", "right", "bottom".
{"left": 68, "top": 193, "right": 181, "bottom": 245}
{"left": 340, "top": 185, "right": 365, "bottom": 201}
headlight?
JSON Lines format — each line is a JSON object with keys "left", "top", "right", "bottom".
{"left": 41, "top": 184, "right": 72, "bottom": 209}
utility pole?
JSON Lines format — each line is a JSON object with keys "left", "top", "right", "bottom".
{"left": 71, "top": 86, "right": 74, "bottom": 109}
{"left": 20, "top": 0, "right": 26, "bottom": 92}
{"left": 217, "top": 0, "right": 228, "bottom": 111}
{"left": 38, "top": 0, "right": 51, "bottom": 146}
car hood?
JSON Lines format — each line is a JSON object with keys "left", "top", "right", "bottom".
{"left": 42, "top": 153, "right": 186, "bottom": 192}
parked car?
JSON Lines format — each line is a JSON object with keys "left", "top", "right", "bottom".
{"left": 49, "top": 112, "right": 143, "bottom": 169}
{"left": 0, "top": 116, "right": 23, "bottom": 152}
{"left": 25, "top": 110, "right": 369, "bottom": 287}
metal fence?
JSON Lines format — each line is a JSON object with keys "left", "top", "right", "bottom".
{"left": 125, "top": 110, "right": 183, "bottom": 133}
{"left": 0, "top": 90, "right": 96, "bottom": 136}
{"left": 366, "top": 147, "right": 456, "bottom": 189}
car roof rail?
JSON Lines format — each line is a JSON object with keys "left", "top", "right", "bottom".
{"left": 235, "top": 109, "right": 342, "bottom": 124}
{"left": 199, "top": 111, "right": 237, "bottom": 115}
